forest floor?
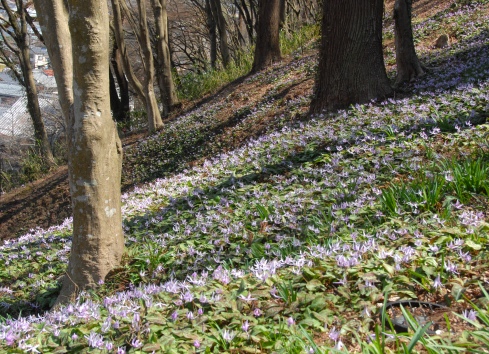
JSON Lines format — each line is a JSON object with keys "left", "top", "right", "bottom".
{"left": 1, "top": 0, "right": 489, "bottom": 352}
{"left": 0, "top": 0, "right": 465, "bottom": 241}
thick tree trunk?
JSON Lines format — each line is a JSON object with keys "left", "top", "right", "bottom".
{"left": 394, "top": 0, "right": 425, "bottom": 86}
{"left": 137, "top": 0, "right": 163, "bottom": 132}
{"left": 310, "top": 0, "right": 392, "bottom": 113}
{"left": 57, "top": 0, "right": 124, "bottom": 305}
{"left": 251, "top": 0, "right": 281, "bottom": 72}
{"left": 152, "top": 0, "right": 180, "bottom": 116}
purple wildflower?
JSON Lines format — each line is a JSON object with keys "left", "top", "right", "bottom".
{"left": 462, "top": 309, "right": 477, "bottom": 322}
{"left": 287, "top": 316, "right": 295, "bottom": 327}
{"left": 433, "top": 274, "right": 443, "bottom": 289}
{"left": 242, "top": 320, "right": 250, "bottom": 333}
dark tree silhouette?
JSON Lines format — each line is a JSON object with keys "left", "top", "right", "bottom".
{"left": 310, "top": 0, "right": 392, "bottom": 113}
{"left": 251, "top": 0, "right": 281, "bottom": 72}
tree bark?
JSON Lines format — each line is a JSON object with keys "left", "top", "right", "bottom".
{"left": 19, "top": 45, "right": 55, "bottom": 166}
{"left": 109, "top": 68, "right": 123, "bottom": 122}
{"left": 310, "top": 0, "right": 392, "bottom": 113}
{"left": 152, "top": 0, "right": 179, "bottom": 116}
{"left": 393, "top": 0, "right": 424, "bottom": 86}
{"left": 110, "top": 0, "right": 146, "bottom": 108}
{"left": 110, "top": 43, "right": 130, "bottom": 125}
{"left": 56, "top": 0, "right": 124, "bottom": 305}
{"left": 0, "top": 0, "right": 55, "bottom": 166}
{"left": 136, "top": 0, "right": 163, "bottom": 131}
{"left": 251, "top": 0, "right": 281, "bottom": 72}
{"left": 235, "top": 0, "right": 255, "bottom": 44}
{"left": 32, "top": 0, "right": 73, "bottom": 124}
{"left": 210, "top": 0, "right": 231, "bottom": 68}
{"left": 205, "top": 0, "right": 218, "bottom": 68}
{"left": 279, "top": 0, "right": 287, "bottom": 32}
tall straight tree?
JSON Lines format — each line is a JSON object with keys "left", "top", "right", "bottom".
{"left": 136, "top": 0, "right": 164, "bottom": 131}
{"left": 111, "top": 0, "right": 164, "bottom": 132}
{"left": 32, "top": 0, "right": 73, "bottom": 125}
{"left": 209, "top": 0, "right": 231, "bottom": 68}
{"left": 152, "top": 0, "right": 180, "bottom": 116}
{"left": 393, "top": 0, "right": 424, "bottom": 85}
{"left": 205, "top": 0, "right": 218, "bottom": 68}
{"left": 251, "top": 0, "right": 281, "bottom": 72}
{"left": 53, "top": 0, "right": 124, "bottom": 304}
{"left": 310, "top": 0, "right": 392, "bottom": 113}
{"left": 109, "top": 43, "right": 131, "bottom": 124}
{"left": 0, "top": 0, "right": 55, "bottom": 166}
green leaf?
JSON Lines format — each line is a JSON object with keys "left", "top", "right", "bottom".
{"left": 421, "top": 266, "right": 435, "bottom": 276}
{"left": 466, "top": 240, "right": 482, "bottom": 250}
{"left": 256, "top": 205, "right": 269, "bottom": 220}
{"left": 142, "top": 343, "right": 161, "bottom": 352}
{"left": 305, "top": 279, "right": 324, "bottom": 291}
{"left": 265, "top": 305, "right": 284, "bottom": 317}
{"left": 302, "top": 268, "right": 319, "bottom": 280}
{"left": 309, "top": 296, "right": 327, "bottom": 312}
{"left": 407, "top": 321, "right": 431, "bottom": 352}
{"left": 299, "top": 317, "right": 322, "bottom": 329}
{"left": 382, "top": 262, "right": 395, "bottom": 276}
{"left": 312, "top": 309, "right": 332, "bottom": 324}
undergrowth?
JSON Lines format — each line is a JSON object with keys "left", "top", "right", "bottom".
{"left": 1, "top": 3, "right": 489, "bottom": 354}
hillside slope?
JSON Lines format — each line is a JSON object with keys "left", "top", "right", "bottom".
{"left": 1, "top": 1, "right": 489, "bottom": 352}
{"left": 0, "top": 0, "right": 472, "bottom": 240}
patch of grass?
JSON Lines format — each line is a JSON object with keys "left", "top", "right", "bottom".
{"left": 280, "top": 24, "right": 320, "bottom": 56}
{"left": 379, "top": 173, "right": 447, "bottom": 217}
{"left": 176, "top": 54, "right": 253, "bottom": 101}
{"left": 176, "top": 24, "right": 319, "bottom": 101}
{"left": 440, "top": 157, "right": 489, "bottom": 203}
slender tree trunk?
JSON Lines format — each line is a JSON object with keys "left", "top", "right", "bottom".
{"left": 206, "top": 0, "right": 218, "bottom": 68}
{"left": 237, "top": 10, "right": 248, "bottom": 47}
{"left": 110, "top": 44, "right": 130, "bottom": 125}
{"left": 236, "top": 0, "right": 254, "bottom": 43}
{"left": 32, "top": 0, "right": 73, "bottom": 125}
{"left": 19, "top": 48, "right": 55, "bottom": 166}
{"left": 251, "top": 0, "right": 281, "bottom": 72}
{"left": 57, "top": 0, "right": 124, "bottom": 305}
{"left": 136, "top": 0, "right": 163, "bottom": 131}
{"left": 279, "top": 0, "right": 287, "bottom": 32}
{"left": 210, "top": 0, "right": 230, "bottom": 68}
{"left": 111, "top": 0, "right": 146, "bottom": 106}
{"left": 109, "top": 69, "right": 123, "bottom": 121}
{"left": 5, "top": 0, "right": 55, "bottom": 166}
{"left": 310, "top": 0, "right": 392, "bottom": 113}
{"left": 152, "top": 0, "right": 179, "bottom": 116}
{"left": 394, "top": 0, "right": 424, "bottom": 86}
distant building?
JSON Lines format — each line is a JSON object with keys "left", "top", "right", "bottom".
{"left": 0, "top": 68, "right": 63, "bottom": 139}
{"left": 30, "top": 47, "right": 49, "bottom": 69}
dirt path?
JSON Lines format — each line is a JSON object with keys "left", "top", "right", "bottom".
{"left": 0, "top": 166, "right": 70, "bottom": 240}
